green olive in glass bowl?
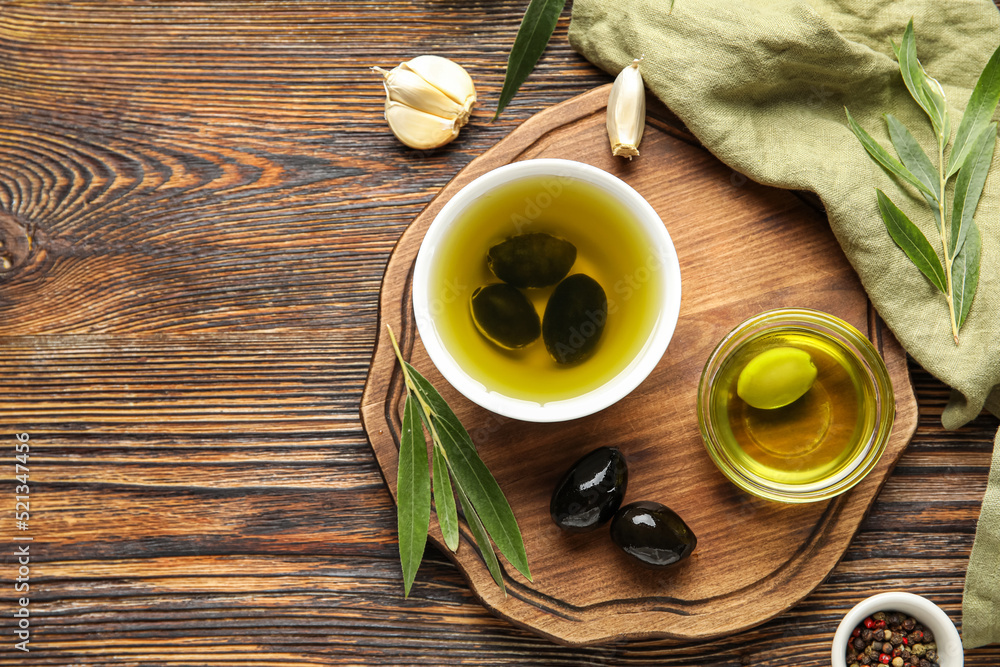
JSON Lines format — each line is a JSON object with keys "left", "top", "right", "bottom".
{"left": 697, "top": 308, "right": 895, "bottom": 503}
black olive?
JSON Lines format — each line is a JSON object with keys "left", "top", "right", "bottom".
{"left": 487, "top": 232, "right": 577, "bottom": 289}
{"left": 542, "top": 274, "right": 607, "bottom": 365}
{"left": 610, "top": 501, "right": 697, "bottom": 567}
{"left": 470, "top": 283, "right": 541, "bottom": 349}
{"left": 550, "top": 447, "right": 628, "bottom": 532}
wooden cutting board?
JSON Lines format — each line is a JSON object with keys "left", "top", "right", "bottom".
{"left": 359, "top": 85, "right": 918, "bottom": 646}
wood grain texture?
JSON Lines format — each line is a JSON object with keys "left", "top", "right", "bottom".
{"left": 361, "top": 84, "right": 919, "bottom": 645}
{"left": 0, "top": 0, "right": 998, "bottom": 664}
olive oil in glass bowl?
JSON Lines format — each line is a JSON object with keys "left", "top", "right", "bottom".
{"left": 412, "top": 159, "right": 682, "bottom": 423}
{"left": 697, "top": 309, "right": 894, "bottom": 503}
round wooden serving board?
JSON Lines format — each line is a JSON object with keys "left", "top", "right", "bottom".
{"left": 360, "top": 85, "right": 918, "bottom": 646}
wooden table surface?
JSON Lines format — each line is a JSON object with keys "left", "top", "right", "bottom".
{"left": 1, "top": 2, "right": 998, "bottom": 665}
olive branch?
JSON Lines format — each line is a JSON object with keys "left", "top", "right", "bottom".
{"left": 386, "top": 325, "right": 531, "bottom": 597}
{"left": 846, "top": 20, "right": 1000, "bottom": 344}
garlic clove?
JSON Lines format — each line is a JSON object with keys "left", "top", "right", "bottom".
{"left": 404, "top": 55, "right": 476, "bottom": 124}
{"left": 376, "top": 65, "right": 466, "bottom": 122}
{"left": 606, "top": 58, "right": 646, "bottom": 159}
{"left": 384, "top": 101, "right": 461, "bottom": 150}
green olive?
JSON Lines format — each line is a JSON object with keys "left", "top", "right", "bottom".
{"left": 736, "top": 346, "right": 817, "bottom": 410}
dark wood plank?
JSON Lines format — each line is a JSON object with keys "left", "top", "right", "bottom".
{"left": 0, "top": 0, "right": 997, "bottom": 664}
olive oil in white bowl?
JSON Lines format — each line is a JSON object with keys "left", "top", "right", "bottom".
{"left": 412, "top": 159, "right": 681, "bottom": 423}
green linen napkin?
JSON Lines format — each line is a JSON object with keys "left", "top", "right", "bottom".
{"left": 569, "top": 0, "right": 1000, "bottom": 648}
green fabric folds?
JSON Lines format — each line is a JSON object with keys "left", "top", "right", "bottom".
{"left": 964, "top": 428, "right": 1000, "bottom": 649}
{"left": 569, "top": 0, "right": 1000, "bottom": 648}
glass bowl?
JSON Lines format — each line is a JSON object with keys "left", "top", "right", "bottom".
{"left": 697, "top": 308, "right": 894, "bottom": 503}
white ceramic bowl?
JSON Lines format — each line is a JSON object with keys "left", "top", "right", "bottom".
{"left": 412, "top": 158, "right": 682, "bottom": 422}
{"left": 831, "top": 592, "right": 963, "bottom": 667}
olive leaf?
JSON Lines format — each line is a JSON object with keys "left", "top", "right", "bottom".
{"left": 386, "top": 325, "right": 530, "bottom": 596}
{"left": 494, "top": 0, "right": 568, "bottom": 119}
{"left": 885, "top": 113, "right": 940, "bottom": 201}
{"left": 456, "top": 482, "right": 505, "bottom": 592}
{"left": 947, "top": 44, "right": 1000, "bottom": 178}
{"left": 398, "top": 394, "right": 430, "bottom": 598}
{"left": 876, "top": 189, "right": 946, "bottom": 293}
{"left": 895, "top": 20, "right": 947, "bottom": 139}
{"left": 845, "top": 108, "right": 934, "bottom": 198}
{"left": 432, "top": 444, "right": 459, "bottom": 552}
{"left": 884, "top": 112, "right": 943, "bottom": 230}
{"left": 847, "top": 21, "right": 1000, "bottom": 344}
{"left": 952, "top": 219, "right": 982, "bottom": 330}
{"left": 950, "top": 123, "right": 996, "bottom": 259}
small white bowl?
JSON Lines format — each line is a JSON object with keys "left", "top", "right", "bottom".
{"left": 832, "top": 592, "right": 963, "bottom": 667}
{"left": 412, "top": 158, "right": 682, "bottom": 422}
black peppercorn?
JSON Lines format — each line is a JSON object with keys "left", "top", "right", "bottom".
{"left": 845, "top": 609, "right": 939, "bottom": 667}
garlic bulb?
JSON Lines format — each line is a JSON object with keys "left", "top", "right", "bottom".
{"left": 606, "top": 58, "right": 646, "bottom": 159}
{"left": 373, "top": 55, "right": 477, "bottom": 150}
